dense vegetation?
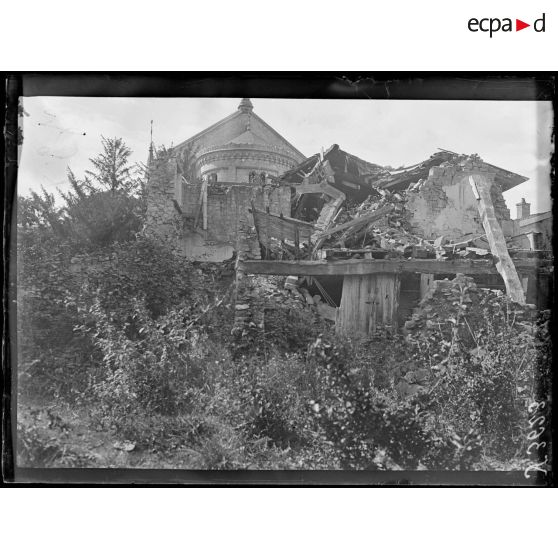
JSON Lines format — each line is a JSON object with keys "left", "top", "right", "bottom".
{"left": 15, "top": 138, "right": 551, "bottom": 470}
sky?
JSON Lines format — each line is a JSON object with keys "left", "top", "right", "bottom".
{"left": 18, "top": 97, "right": 554, "bottom": 215}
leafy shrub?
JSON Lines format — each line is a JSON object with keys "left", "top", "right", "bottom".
{"left": 90, "top": 300, "right": 201, "bottom": 421}
{"left": 407, "top": 277, "right": 549, "bottom": 460}
{"left": 263, "top": 304, "right": 329, "bottom": 354}
{"left": 62, "top": 189, "right": 144, "bottom": 249}
{"left": 305, "top": 336, "right": 443, "bottom": 469}
{"left": 75, "top": 237, "right": 204, "bottom": 320}
{"left": 16, "top": 233, "right": 98, "bottom": 401}
{"left": 229, "top": 353, "right": 312, "bottom": 448}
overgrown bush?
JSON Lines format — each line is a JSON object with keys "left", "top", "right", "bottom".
{"left": 305, "top": 336, "right": 451, "bottom": 469}
{"left": 89, "top": 300, "right": 204, "bottom": 424}
{"left": 17, "top": 229, "right": 223, "bottom": 402}
{"left": 406, "top": 276, "right": 550, "bottom": 460}
{"left": 74, "top": 237, "right": 204, "bottom": 320}
{"left": 263, "top": 304, "right": 329, "bottom": 354}
{"left": 16, "top": 231, "right": 97, "bottom": 401}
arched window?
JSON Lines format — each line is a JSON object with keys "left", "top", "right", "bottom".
{"left": 248, "top": 171, "right": 257, "bottom": 184}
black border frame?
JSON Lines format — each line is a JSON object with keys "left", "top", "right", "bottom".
{"left": 2, "top": 72, "right": 556, "bottom": 486}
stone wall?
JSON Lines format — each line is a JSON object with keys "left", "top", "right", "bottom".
{"left": 204, "top": 183, "right": 290, "bottom": 243}
{"left": 145, "top": 155, "right": 292, "bottom": 261}
{"left": 178, "top": 182, "right": 290, "bottom": 261}
{"left": 144, "top": 157, "right": 183, "bottom": 246}
{"left": 405, "top": 158, "right": 514, "bottom": 240}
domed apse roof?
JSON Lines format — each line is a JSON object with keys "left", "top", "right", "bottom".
{"left": 225, "top": 129, "right": 268, "bottom": 146}
{"left": 173, "top": 98, "right": 305, "bottom": 162}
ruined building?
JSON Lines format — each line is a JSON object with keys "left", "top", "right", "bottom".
{"left": 239, "top": 146, "right": 552, "bottom": 336}
{"left": 144, "top": 100, "right": 552, "bottom": 338}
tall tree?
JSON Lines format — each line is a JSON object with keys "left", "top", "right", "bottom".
{"left": 19, "top": 137, "right": 145, "bottom": 250}
{"left": 86, "top": 136, "right": 134, "bottom": 192}
{"left": 60, "top": 167, "right": 143, "bottom": 247}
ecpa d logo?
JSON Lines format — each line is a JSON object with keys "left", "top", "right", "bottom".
{"left": 468, "top": 13, "right": 545, "bottom": 37}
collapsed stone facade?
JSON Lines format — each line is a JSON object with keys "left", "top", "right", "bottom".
{"left": 405, "top": 157, "right": 514, "bottom": 240}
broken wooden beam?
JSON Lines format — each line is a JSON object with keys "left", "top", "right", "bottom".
{"left": 314, "top": 204, "right": 394, "bottom": 240}
{"left": 250, "top": 204, "right": 316, "bottom": 247}
{"left": 239, "top": 257, "right": 551, "bottom": 277}
{"left": 310, "top": 187, "right": 347, "bottom": 254}
{"left": 294, "top": 180, "right": 346, "bottom": 199}
{"left": 470, "top": 174, "right": 526, "bottom": 303}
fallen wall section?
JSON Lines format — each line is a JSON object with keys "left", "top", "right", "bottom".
{"left": 405, "top": 157, "right": 513, "bottom": 240}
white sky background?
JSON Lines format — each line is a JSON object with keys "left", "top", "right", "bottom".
{"left": 18, "top": 97, "right": 553, "bottom": 215}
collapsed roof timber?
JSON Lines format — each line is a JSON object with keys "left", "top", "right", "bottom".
{"left": 240, "top": 145, "right": 552, "bottom": 337}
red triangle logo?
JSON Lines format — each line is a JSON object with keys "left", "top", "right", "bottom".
{"left": 516, "top": 19, "right": 530, "bottom": 31}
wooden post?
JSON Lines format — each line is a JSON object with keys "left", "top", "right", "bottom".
{"left": 470, "top": 174, "right": 526, "bottom": 304}
{"left": 420, "top": 273, "right": 435, "bottom": 299}
{"left": 202, "top": 183, "right": 208, "bottom": 230}
{"left": 194, "top": 181, "right": 208, "bottom": 230}
{"left": 521, "top": 272, "right": 538, "bottom": 305}
{"left": 336, "top": 273, "right": 400, "bottom": 336}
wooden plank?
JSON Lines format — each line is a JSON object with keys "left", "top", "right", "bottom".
{"left": 336, "top": 274, "right": 400, "bottom": 336}
{"left": 251, "top": 207, "right": 316, "bottom": 232}
{"left": 294, "top": 180, "right": 345, "bottom": 199}
{"left": 250, "top": 206, "right": 315, "bottom": 246}
{"left": 470, "top": 174, "right": 526, "bottom": 303}
{"left": 314, "top": 204, "right": 394, "bottom": 239}
{"left": 240, "top": 257, "right": 551, "bottom": 277}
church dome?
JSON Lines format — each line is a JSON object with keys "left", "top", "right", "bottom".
{"left": 174, "top": 98, "right": 305, "bottom": 183}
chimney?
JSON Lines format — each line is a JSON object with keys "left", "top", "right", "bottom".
{"left": 516, "top": 198, "right": 530, "bottom": 220}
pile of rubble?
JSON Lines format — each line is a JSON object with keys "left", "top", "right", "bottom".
{"left": 317, "top": 189, "right": 423, "bottom": 255}
{"left": 403, "top": 273, "right": 539, "bottom": 338}
{"left": 269, "top": 146, "right": 533, "bottom": 267}
{"left": 395, "top": 273, "right": 543, "bottom": 397}
{"left": 232, "top": 272, "right": 335, "bottom": 353}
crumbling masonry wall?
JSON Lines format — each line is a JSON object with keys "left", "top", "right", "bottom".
{"left": 145, "top": 156, "right": 291, "bottom": 261}
{"left": 178, "top": 183, "right": 290, "bottom": 260}
{"left": 405, "top": 158, "right": 513, "bottom": 240}
{"left": 203, "top": 183, "right": 290, "bottom": 246}
{"left": 144, "top": 157, "right": 183, "bottom": 247}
